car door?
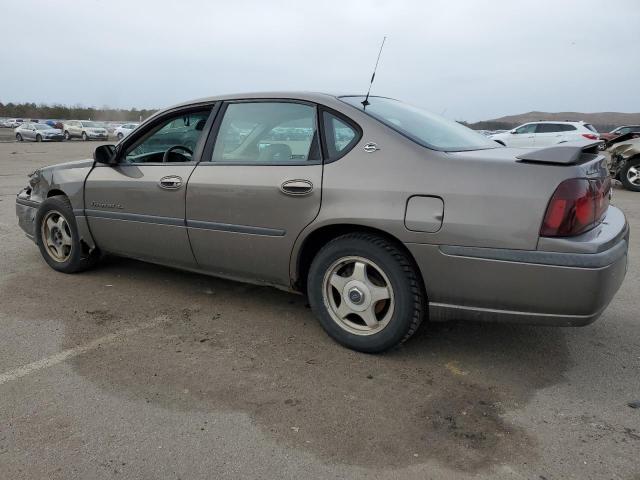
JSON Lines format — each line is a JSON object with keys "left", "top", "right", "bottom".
{"left": 508, "top": 123, "right": 536, "bottom": 147}
{"left": 84, "top": 105, "right": 215, "bottom": 267}
{"left": 533, "top": 123, "right": 560, "bottom": 147}
{"left": 186, "top": 100, "right": 323, "bottom": 285}
{"left": 25, "top": 125, "right": 36, "bottom": 140}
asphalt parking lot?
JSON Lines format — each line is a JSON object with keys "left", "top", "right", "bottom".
{"left": 0, "top": 140, "right": 638, "bottom": 479}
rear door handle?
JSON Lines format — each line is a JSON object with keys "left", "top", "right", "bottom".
{"left": 280, "top": 179, "right": 313, "bottom": 196}
{"left": 159, "top": 175, "right": 183, "bottom": 190}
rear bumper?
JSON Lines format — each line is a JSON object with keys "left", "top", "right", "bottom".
{"left": 407, "top": 206, "right": 629, "bottom": 326}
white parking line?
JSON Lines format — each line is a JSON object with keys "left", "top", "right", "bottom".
{"left": 0, "top": 315, "right": 169, "bottom": 386}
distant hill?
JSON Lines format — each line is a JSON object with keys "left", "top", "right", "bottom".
{"left": 466, "top": 111, "right": 640, "bottom": 133}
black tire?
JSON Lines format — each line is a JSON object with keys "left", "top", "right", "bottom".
{"left": 307, "top": 233, "right": 426, "bottom": 353}
{"left": 117, "top": 132, "right": 124, "bottom": 140}
{"left": 35, "top": 195, "right": 100, "bottom": 273}
{"left": 620, "top": 157, "right": 640, "bottom": 192}
{"left": 16, "top": 133, "right": 23, "bottom": 141}
{"left": 81, "top": 131, "right": 88, "bottom": 141}
{"left": 64, "top": 131, "right": 70, "bottom": 141}
{"left": 36, "top": 134, "right": 42, "bottom": 142}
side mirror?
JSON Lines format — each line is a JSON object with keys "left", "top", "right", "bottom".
{"left": 93, "top": 144, "right": 117, "bottom": 165}
{"left": 510, "top": 130, "right": 517, "bottom": 134}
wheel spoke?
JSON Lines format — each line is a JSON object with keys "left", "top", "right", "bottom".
{"left": 335, "top": 301, "right": 352, "bottom": 319}
{"left": 60, "top": 229, "right": 73, "bottom": 247}
{"left": 56, "top": 217, "right": 67, "bottom": 230}
{"left": 351, "top": 261, "right": 368, "bottom": 283}
{"left": 329, "top": 273, "right": 349, "bottom": 292}
{"left": 370, "top": 285, "right": 390, "bottom": 303}
{"left": 46, "top": 217, "right": 56, "bottom": 232}
{"left": 357, "top": 307, "right": 379, "bottom": 328}
{"left": 50, "top": 243, "right": 63, "bottom": 259}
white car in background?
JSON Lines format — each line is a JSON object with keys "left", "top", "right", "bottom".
{"left": 490, "top": 121, "right": 600, "bottom": 148}
{"left": 114, "top": 123, "right": 139, "bottom": 140}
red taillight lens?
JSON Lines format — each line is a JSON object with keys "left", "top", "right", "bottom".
{"left": 540, "top": 177, "right": 611, "bottom": 237}
{"left": 582, "top": 133, "right": 598, "bottom": 140}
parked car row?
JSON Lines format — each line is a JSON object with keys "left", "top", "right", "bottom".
{"left": 9, "top": 120, "right": 140, "bottom": 142}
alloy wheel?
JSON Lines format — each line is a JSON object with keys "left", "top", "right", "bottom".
{"left": 322, "top": 256, "right": 394, "bottom": 336}
{"left": 627, "top": 166, "right": 640, "bottom": 186}
{"left": 41, "top": 210, "right": 73, "bottom": 262}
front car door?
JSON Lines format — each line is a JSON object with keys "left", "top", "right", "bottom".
{"left": 186, "top": 100, "right": 323, "bottom": 285}
{"left": 509, "top": 123, "right": 537, "bottom": 147}
{"left": 84, "top": 105, "right": 214, "bottom": 267}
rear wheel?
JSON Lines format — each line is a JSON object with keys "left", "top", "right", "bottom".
{"left": 35, "top": 195, "right": 100, "bottom": 273}
{"left": 621, "top": 157, "right": 640, "bottom": 192}
{"left": 117, "top": 132, "right": 124, "bottom": 140}
{"left": 307, "top": 233, "right": 426, "bottom": 353}
{"left": 36, "top": 134, "right": 42, "bottom": 142}
{"left": 64, "top": 131, "right": 70, "bottom": 141}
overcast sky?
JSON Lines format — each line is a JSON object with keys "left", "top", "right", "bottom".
{"left": 3, "top": 0, "right": 639, "bottom": 121}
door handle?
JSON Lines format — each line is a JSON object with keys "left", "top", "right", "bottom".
{"left": 159, "top": 175, "right": 183, "bottom": 190}
{"left": 280, "top": 179, "right": 313, "bottom": 196}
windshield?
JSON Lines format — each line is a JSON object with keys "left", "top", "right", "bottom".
{"left": 340, "top": 96, "right": 499, "bottom": 152}
{"left": 34, "top": 124, "right": 53, "bottom": 130}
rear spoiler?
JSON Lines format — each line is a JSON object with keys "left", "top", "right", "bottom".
{"left": 516, "top": 140, "right": 601, "bottom": 165}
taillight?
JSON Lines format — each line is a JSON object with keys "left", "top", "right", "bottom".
{"left": 540, "top": 177, "right": 611, "bottom": 237}
{"left": 582, "top": 133, "right": 598, "bottom": 140}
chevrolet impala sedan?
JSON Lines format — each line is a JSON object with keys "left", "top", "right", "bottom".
{"left": 15, "top": 92, "right": 629, "bottom": 352}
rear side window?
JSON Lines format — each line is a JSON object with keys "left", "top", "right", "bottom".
{"left": 536, "top": 124, "right": 559, "bottom": 133}
{"left": 560, "top": 124, "right": 577, "bottom": 131}
{"left": 322, "top": 112, "right": 359, "bottom": 161}
{"left": 583, "top": 124, "right": 597, "bottom": 133}
{"left": 211, "top": 102, "right": 320, "bottom": 164}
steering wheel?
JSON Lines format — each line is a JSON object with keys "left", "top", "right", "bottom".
{"left": 162, "top": 145, "right": 193, "bottom": 163}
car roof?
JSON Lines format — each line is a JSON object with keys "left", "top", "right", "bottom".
{"left": 524, "top": 120, "right": 587, "bottom": 125}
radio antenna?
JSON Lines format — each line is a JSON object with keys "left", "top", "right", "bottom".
{"left": 362, "top": 36, "right": 387, "bottom": 108}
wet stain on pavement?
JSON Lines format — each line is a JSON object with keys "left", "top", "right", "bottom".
{"left": 4, "top": 257, "right": 573, "bottom": 472}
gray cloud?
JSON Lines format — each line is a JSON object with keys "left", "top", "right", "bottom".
{"left": 2, "top": 0, "right": 639, "bottom": 121}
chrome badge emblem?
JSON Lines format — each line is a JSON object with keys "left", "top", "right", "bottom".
{"left": 363, "top": 142, "right": 380, "bottom": 153}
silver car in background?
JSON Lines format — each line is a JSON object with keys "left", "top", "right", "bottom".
{"left": 62, "top": 120, "right": 109, "bottom": 141}
{"left": 15, "top": 92, "right": 629, "bottom": 353}
{"left": 15, "top": 122, "right": 64, "bottom": 142}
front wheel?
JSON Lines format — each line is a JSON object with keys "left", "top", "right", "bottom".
{"left": 64, "top": 131, "right": 70, "bottom": 141}
{"left": 16, "top": 133, "right": 23, "bottom": 141}
{"left": 117, "top": 132, "right": 124, "bottom": 140}
{"left": 81, "top": 132, "right": 88, "bottom": 141}
{"left": 621, "top": 157, "right": 640, "bottom": 192}
{"left": 307, "top": 233, "right": 426, "bottom": 353}
{"left": 36, "top": 134, "right": 42, "bottom": 142}
{"left": 35, "top": 195, "right": 100, "bottom": 273}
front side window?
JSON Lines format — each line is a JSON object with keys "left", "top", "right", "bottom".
{"left": 515, "top": 124, "right": 536, "bottom": 134}
{"left": 124, "top": 109, "right": 211, "bottom": 164}
{"left": 340, "top": 96, "right": 497, "bottom": 152}
{"left": 211, "top": 102, "right": 319, "bottom": 164}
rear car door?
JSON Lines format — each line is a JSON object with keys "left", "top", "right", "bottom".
{"left": 186, "top": 100, "right": 323, "bottom": 285}
{"left": 534, "top": 123, "right": 561, "bottom": 146}
{"left": 84, "top": 105, "right": 214, "bottom": 267}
